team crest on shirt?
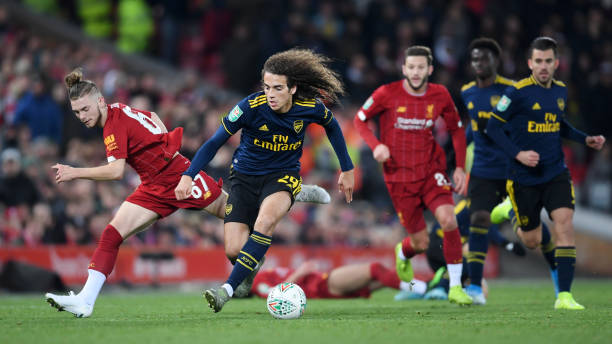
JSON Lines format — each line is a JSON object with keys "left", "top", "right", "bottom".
{"left": 228, "top": 105, "right": 243, "bottom": 122}
{"left": 104, "top": 134, "right": 117, "bottom": 151}
{"left": 557, "top": 98, "right": 565, "bottom": 111}
{"left": 225, "top": 204, "right": 233, "bottom": 216}
{"left": 293, "top": 120, "right": 304, "bottom": 133}
{"left": 490, "top": 95, "right": 500, "bottom": 107}
{"left": 519, "top": 216, "right": 529, "bottom": 226}
{"left": 426, "top": 104, "right": 434, "bottom": 118}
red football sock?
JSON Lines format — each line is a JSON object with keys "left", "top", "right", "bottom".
{"left": 89, "top": 225, "right": 123, "bottom": 277}
{"left": 370, "top": 262, "right": 400, "bottom": 289}
{"left": 443, "top": 228, "right": 463, "bottom": 264}
{"left": 401, "top": 236, "right": 416, "bottom": 258}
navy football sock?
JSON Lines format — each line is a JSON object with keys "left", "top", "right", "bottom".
{"left": 467, "top": 226, "right": 488, "bottom": 287}
{"left": 540, "top": 223, "right": 556, "bottom": 270}
{"left": 555, "top": 246, "right": 576, "bottom": 293}
{"left": 226, "top": 231, "right": 272, "bottom": 290}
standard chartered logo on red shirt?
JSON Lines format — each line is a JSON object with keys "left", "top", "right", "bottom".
{"left": 394, "top": 117, "right": 434, "bottom": 130}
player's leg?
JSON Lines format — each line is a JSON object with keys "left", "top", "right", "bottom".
{"left": 466, "top": 178, "right": 506, "bottom": 305}
{"left": 46, "top": 201, "right": 159, "bottom": 317}
{"left": 432, "top": 203, "right": 471, "bottom": 305}
{"left": 549, "top": 207, "right": 582, "bottom": 309}
{"left": 545, "top": 171, "right": 582, "bottom": 310}
{"left": 326, "top": 263, "right": 374, "bottom": 296}
{"left": 205, "top": 191, "right": 291, "bottom": 312}
{"left": 203, "top": 189, "right": 229, "bottom": 219}
{"left": 391, "top": 183, "right": 427, "bottom": 282}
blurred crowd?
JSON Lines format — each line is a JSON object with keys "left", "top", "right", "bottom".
{"left": 2, "top": 0, "right": 612, "bottom": 248}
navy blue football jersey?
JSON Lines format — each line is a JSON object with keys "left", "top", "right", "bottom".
{"left": 488, "top": 76, "right": 569, "bottom": 185}
{"left": 461, "top": 75, "right": 514, "bottom": 179}
{"left": 221, "top": 92, "right": 335, "bottom": 175}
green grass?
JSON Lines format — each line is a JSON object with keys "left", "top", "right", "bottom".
{"left": 1, "top": 279, "right": 611, "bottom": 344}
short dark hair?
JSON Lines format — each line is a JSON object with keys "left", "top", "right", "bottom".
{"left": 528, "top": 36, "right": 558, "bottom": 58}
{"left": 404, "top": 46, "right": 433, "bottom": 65}
{"left": 468, "top": 38, "right": 502, "bottom": 58}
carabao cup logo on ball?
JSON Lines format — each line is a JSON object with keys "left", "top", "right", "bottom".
{"left": 266, "top": 282, "right": 307, "bottom": 319}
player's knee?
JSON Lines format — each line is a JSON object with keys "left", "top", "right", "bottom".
{"left": 412, "top": 237, "right": 429, "bottom": 252}
{"left": 522, "top": 236, "right": 541, "bottom": 250}
{"left": 438, "top": 215, "right": 457, "bottom": 231}
{"left": 470, "top": 210, "right": 490, "bottom": 228}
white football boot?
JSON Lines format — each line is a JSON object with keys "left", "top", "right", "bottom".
{"left": 295, "top": 184, "right": 331, "bottom": 204}
{"left": 45, "top": 291, "right": 93, "bottom": 318}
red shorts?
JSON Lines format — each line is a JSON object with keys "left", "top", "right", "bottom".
{"left": 300, "top": 272, "right": 371, "bottom": 299}
{"left": 126, "top": 155, "right": 223, "bottom": 218}
{"left": 386, "top": 170, "right": 454, "bottom": 234}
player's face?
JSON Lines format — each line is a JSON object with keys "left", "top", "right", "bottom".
{"left": 71, "top": 94, "right": 103, "bottom": 128}
{"left": 402, "top": 56, "right": 432, "bottom": 91}
{"left": 528, "top": 49, "right": 559, "bottom": 85}
{"left": 471, "top": 48, "right": 497, "bottom": 80}
{"left": 263, "top": 72, "right": 297, "bottom": 113}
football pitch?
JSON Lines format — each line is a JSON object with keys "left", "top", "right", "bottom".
{"left": 1, "top": 279, "right": 610, "bottom": 344}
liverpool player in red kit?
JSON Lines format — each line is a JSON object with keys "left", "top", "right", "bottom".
{"left": 44, "top": 68, "right": 328, "bottom": 318}
{"left": 354, "top": 46, "right": 472, "bottom": 305}
{"left": 250, "top": 261, "right": 420, "bottom": 299}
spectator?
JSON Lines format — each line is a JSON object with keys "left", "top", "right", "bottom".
{"left": 13, "top": 73, "right": 63, "bottom": 144}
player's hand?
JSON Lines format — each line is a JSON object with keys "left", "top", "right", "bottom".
{"left": 338, "top": 169, "right": 354, "bottom": 203}
{"left": 52, "top": 163, "right": 78, "bottom": 183}
{"left": 586, "top": 135, "right": 605, "bottom": 150}
{"left": 505, "top": 241, "right": 526, "bottom": 257}
{"left": 515, "top": 150, "right": 539, "bottom": 167}
{"left": 452, "top": 167, "right": 467, "bottom": 195}
{"left": 372, "top": 144, "right": 390, "bottom": 163}
{"left": 175, "top": 175, "right": 193, "bottom": 200}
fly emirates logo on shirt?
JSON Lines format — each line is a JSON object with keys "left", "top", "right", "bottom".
{"left": 394, "top": 117, "right": 434, "bottom": 130}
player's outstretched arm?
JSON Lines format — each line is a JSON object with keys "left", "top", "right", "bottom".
{"left": 285, "top": 261, "right": 318, "bottom": 283}
{"left": 52, "top": 159, "right": 126, "bottom": 183}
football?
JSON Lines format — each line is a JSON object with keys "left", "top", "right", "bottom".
{"left": 266, "top": 282, "right": 307, "bottom": 319}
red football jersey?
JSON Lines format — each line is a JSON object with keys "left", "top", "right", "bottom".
{"left": 103, "top": 103, "right": 183, "bottom": 185}
{"left": 354, "top": 81, "right": 466, "bottom": 183}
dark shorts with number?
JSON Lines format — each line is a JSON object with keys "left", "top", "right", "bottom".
{"left": 506, "top": 169, "right": 574, "bottom": 232}
{"left": 224, "top": 169, "right": 302, "bottom": 230}
{"left": 468, "top": 176, "right": 507, "bottom": 213}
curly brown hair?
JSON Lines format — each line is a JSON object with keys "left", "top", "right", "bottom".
{"left": 64, "top": 67, "right": 100, "bottom": 100}
{"left": 262, "top": 48, "right": 345, "bottom": 104}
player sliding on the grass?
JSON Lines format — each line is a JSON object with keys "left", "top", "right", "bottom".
{"left": 44, "top": 68, "right": 331, "bottom": 318}
{"left": 248, "top": 260, "right": 421, "bottom": 299}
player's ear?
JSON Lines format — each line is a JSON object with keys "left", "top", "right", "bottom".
{"left": 554, "top": 58, "right": 559, "bottom": 69}
{"left": 428, "top": 64, "right": 433, "bottom": 76}
{"left": 527, "top": 58, "right": 533, "bottom": 71}
{"left": 97, "top": 95, "right": 106, "bottom": 110}
{"left": 289, "top": 85, "right": 297, "bottom": 95}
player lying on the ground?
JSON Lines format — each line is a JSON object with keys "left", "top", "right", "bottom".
{"left": 247, "top": 260, "right": 420, "bottom": 299}
{"left": 44, "top": 68, "right": 331, "bottom": 318}
{"left": 394, "top": 199, "right": 527, "bottom": 301}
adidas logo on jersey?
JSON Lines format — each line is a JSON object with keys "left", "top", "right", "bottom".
{"left": 259, "top": 124, "right": 269, "bottom": 131}
{"left": 532, "top": 103, "right": 541, "bottom": 110}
